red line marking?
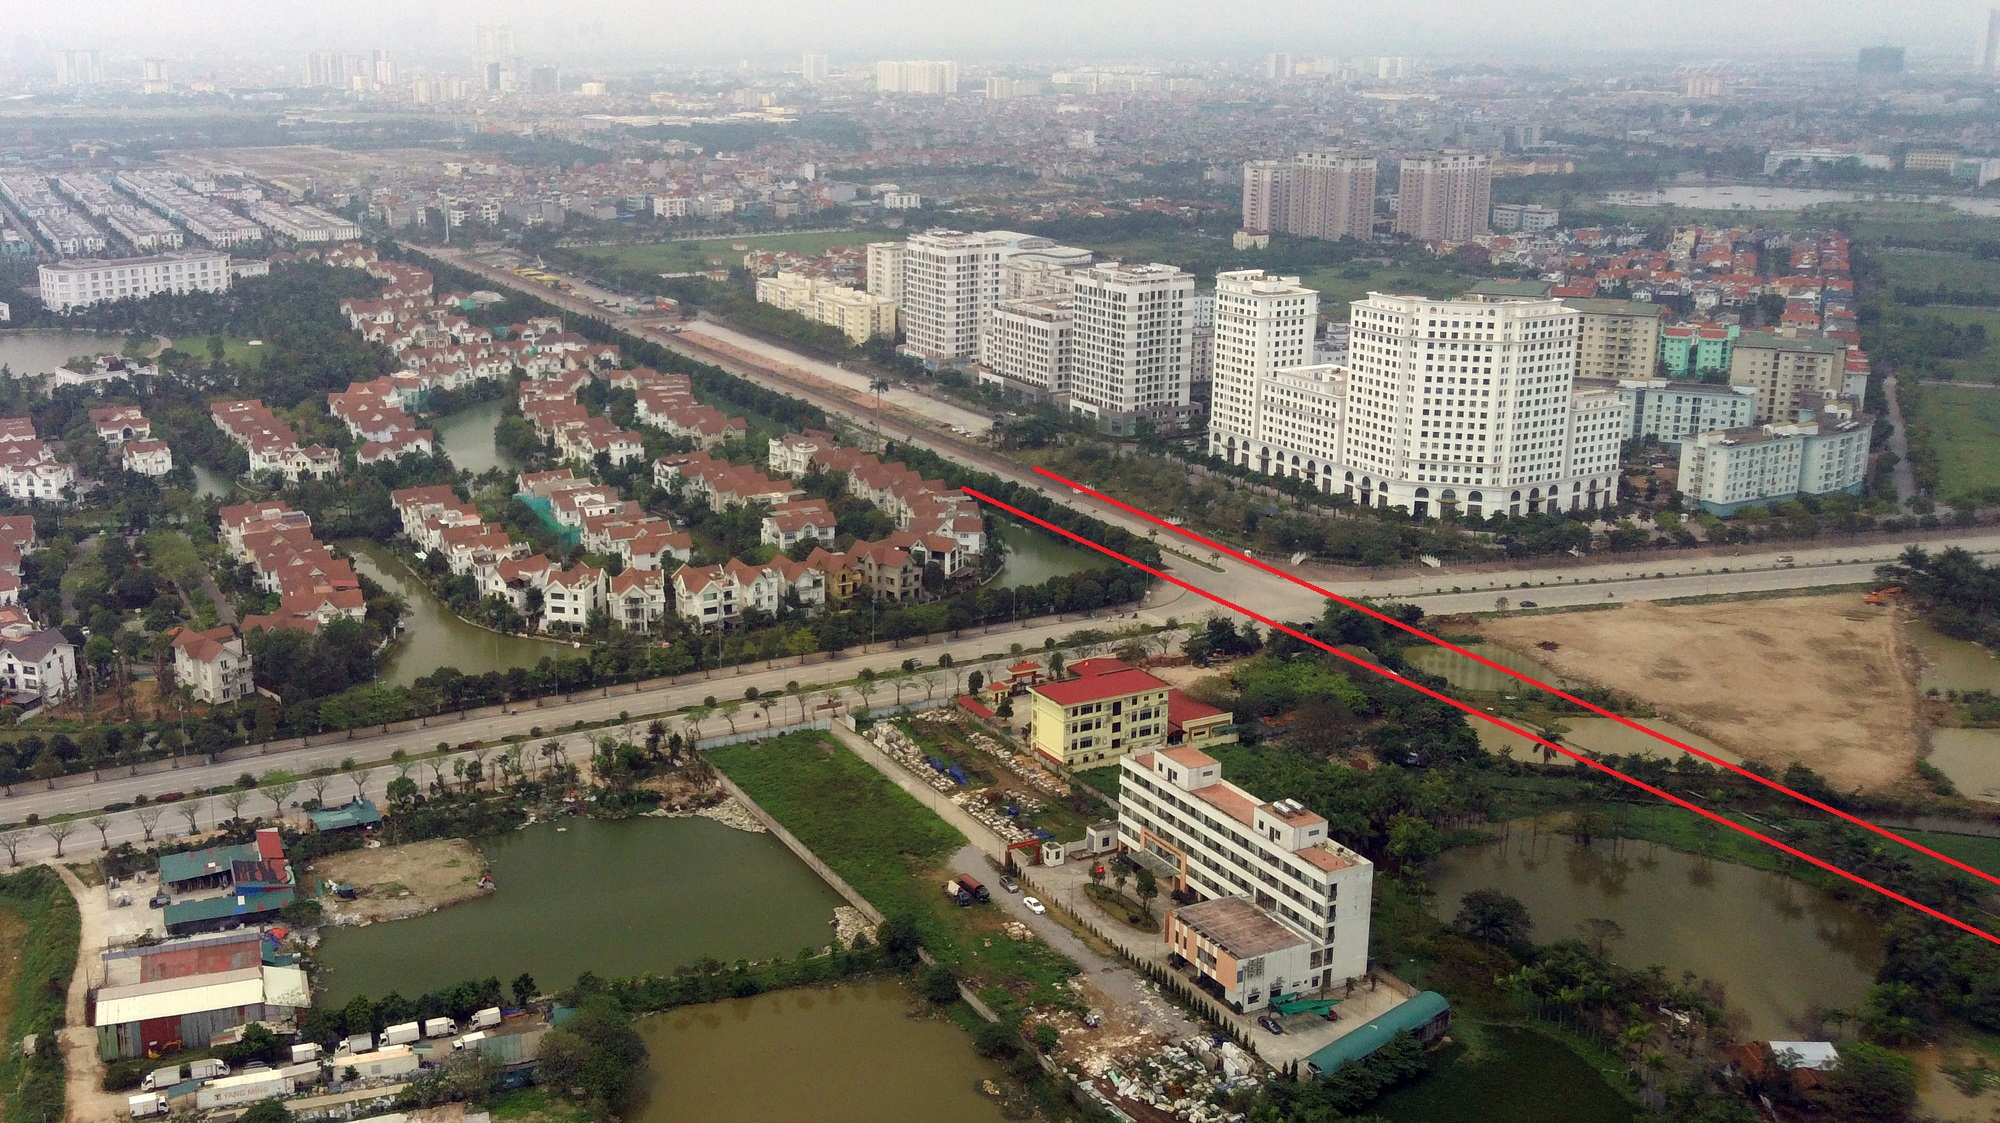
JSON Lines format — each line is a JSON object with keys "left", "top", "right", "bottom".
{"left": 963, "top": 484, "right": 2000, "bottom": 947}
{"left": 1032, "top": 465, "right": 2000, "bottom": 894}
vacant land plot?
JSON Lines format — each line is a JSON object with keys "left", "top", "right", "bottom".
{"left": 1883, "top": 250, "right": 2000, "bottom": 297}
{"left": 1300, "top": 264, "right": 1474, "bottom": 316}
{"left": 1479, "top": 596, "right": 1918, "bottom": 790}
{"left": 312, "top": 837, "right": 489, "bottom": 925}
{"left": 1903, "top": 306, "right": 2000, "bottom": 382}
{"left": 1914, "top": 384, "right": 2000, "bottom": 498}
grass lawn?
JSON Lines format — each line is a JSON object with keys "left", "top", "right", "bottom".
{"left": 709, "top": 732, "right": 1082, "bottom": 1021}
{"left": 1902, "top": 830, "right": 2000, "bottom": 879}
{"left": 1073, "top": 764, "right": 1122, "bottom": 799}
{"left": 1915, "top": 384, "right": 2000, "bottom": 498}
{"left": 1882, "top": 251, "right": 2000, "bottom": 296}
{"left": 1371, "top": 1021, "right": 1635, "bottom": 1123}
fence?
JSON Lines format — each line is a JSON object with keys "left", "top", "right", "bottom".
{"left": 691, "top": 718, "right": 831, "bottom": 752}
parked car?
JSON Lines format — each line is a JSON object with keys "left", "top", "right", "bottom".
{"left": 1517, "top": 600, "right": 1538, "bottom": 608}
{"left": 1022, "top": 897, "right": 1046, "bottom": 915}
{"left": 1257, "top": 1016, "right": 1285, "bottom": 1035}
{"left": 998, "top": 876, "right": 1019, "bottom": 894}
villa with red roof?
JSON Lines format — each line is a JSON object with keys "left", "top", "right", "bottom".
{"left": 1025, "top": 657, "right": 1236, "bottom": 768}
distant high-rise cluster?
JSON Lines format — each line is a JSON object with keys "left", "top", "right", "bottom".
{"left": 302, "top": 50, "right": 396, "bottom": 91}
{"left": 475, "top": 24, "right": 518, "bottom": 92}
{"left": 1240, "top": 151, "right": 1378, "bottom": 241}
{"left": 802, "top": 54, "right": 829, "bottom": 84}
{"left": 1393, "top": 152, "right": 1492, "bottom": 242}
{"left": 875, "top": 60, "right": 958, "bottom": 95}
{"left": 55, "top": 50, "right": 104, "bottom": 87}
{"left": 1984, "top": 9, "right": 2000, "bottom": 75}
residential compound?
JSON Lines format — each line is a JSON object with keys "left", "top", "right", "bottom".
{"left": 1119, "top": 748, "right": 1374, "bottom": 1013}
{"left": 210, "top": 400, "right": 340, "bottom": 482}
{"left": 1025, "top": 656, "right": 1235, "bottom": 768}
{"left": 219, "top": 501, "right": 366, "bottom": 635}
{"left": 1208, "top": 274, "right": 1630, "bottom": 517}
{"left": 753, "top": 271, "right": 898, "bottom": 343}
{"left": 1240, "top": 151, "right": 1377, "bottom": 241}
{"left": 1676, "top": 394, "right": 1872, "bottom": 515}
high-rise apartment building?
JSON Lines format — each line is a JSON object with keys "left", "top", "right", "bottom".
{"left": 141, "top": 59, "right": 170, "bottom": 95}
{"left": 1727, "top": 332, "right": 1845, "bottom": 422}
{"left": 1567, "top": 298, "right": 1665, "bottom": 380}
{"left": 1207, "top": 270, "right": 1319, "bottom": 463}
{"left": 1241, "top": 153, "right": 1376, "bottom": 241}
{"left": 1983, "top": 9, "right": 2000, "bottom": 74}
{"left": 802, "top": 54, "right": 829, "bottom": 84}
{"left": 372, "top": 50, "right": 397, "bottom": 89}
{"left": 875, "top": 61, "right": 958, "bottom": 95}
{"left": 1265, "top": 53, "right": 1294, "bottom": 81}
{"left": 865, "top": 242, "right": 906, "bottom": 306}
{"left": 529, "top": 66, "right": 561, "bottom": 95}
{"left": 303, "top": 52, "right": 344, "bottom": 88}
{"left": 978, "top": 298, "right": 1073, "bottom": 398}
{"left": 55, "top": 50, "right": 104, "bottom": 87}
{"left": 1066, "top": 263, "right": 1195, "bottom": 434}
{"left": 1393, "top": 153, "right": 1492, "bottom": 242}
{"left": 899, "top": 230, "right": 1009, "bottom": 363}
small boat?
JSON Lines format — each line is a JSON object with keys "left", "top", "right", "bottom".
{"left": 477, "top": 873, "right": 496, "bottom": 891}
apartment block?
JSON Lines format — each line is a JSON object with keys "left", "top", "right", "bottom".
{"left": 1120, "top": 748, "right": 1373, "bottom": 1010}
{"left": 1677, "top": 396, "right": 1872, "bottom": 515}
{"left": 1566, "top": 298, "right": 1664, "bottom": 380}
{"left": 1490, "top": 203, "right": 1560, "bottom": 233}
{"left": 1727, "top": 332, "right": 1845, "bottom": 422}
{"left": 977, "top": 298, "right": 1072, "bottom": 398}
{"left": 865, "top": 241, "right": 906, "bottom": 305}
{"left": 1207, "top": 270, "right": 1319, "bottom": 463}
{"left": 38, "top": 250, "right": 232, "bottom": 312}
{"left": 875, "top": 60, "right": 958, "bottom": 94}
{"left": 1026, "top": 657, "right": 1232, "bottom": 768}
{"left": 1393, "top": 153, "right": 1492, "bottom": 242}
{"left": 754, "top": 271, "right": 897, "bottom": 343}
{"left": 1240, "top": 152, "right": 1376, "bottom": 241}
{"left": 1612, "top": 379, "right": 1759, "bottom": 444}
{"left": 1066, "top": 262, "right": 1195, "bottom": 434}
{"left": 1659, "top": 323, "right": 1739, "bottom": 377}
{"left": 899, "top": 230, "right": 1009, "bottom": 363}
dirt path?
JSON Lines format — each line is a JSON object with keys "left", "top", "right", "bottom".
{"left": 1479, "top": 596, "right": 1920, "bottom": 791}
{"left": 52, "top": 865, "right": 124, "bottom": 1123}
{"left": 311, "top": 838, "right": 489, "bottom": 925}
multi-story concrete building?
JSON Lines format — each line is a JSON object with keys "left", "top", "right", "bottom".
{"left": 1120, "top": 748, "right": 1373, "bottom": 1010}
{"left": 1240, "top": 152, "right": 1376, "bottom": 241}
{"left": 1066, "top": 262, "right": 1195, "bottom": 434}
{"left": 865, "top": 241, "right": 906, "bottom": 305}
{"left": 1207, "top": 269, "right": 1319, "bottom": 465}
{"left": 1393, "top": 152, "right": 1491, "bottom": 242}
{"left": 1613, "top": 379, "right": 1759, "bottom": 444}
{"left": 171, "top": 625, "right": 255, "bottom": 705}
{"left": 1728, "top": 332, "right": 1845, "bottom": 422}
{"left": 1659, "top": 323, "right": 1739, "bottom": 377}
{"left": 1677, "top": 396, "right": 1872, "bottom": 515}
{"left": 900, "top": 230, "right": 1009, "bottom": 363}
{"left": 1490, "top": 203, "right": 1560, "bottom": 233}
{"left": 1567, "top": 298, "right": 1665, "bottom": 380}
{"left": 1189, "top": 290, "right": 1216, "bottom": 405}
{"left": 754, "top": 272, "right": 897, "bottom": 343}
{"left": 977, "top": 297, "right": 1072, "bottom": 398}
{"left": 38, "top": 250, "right": 232, "bottom": 312}
{"left": 875, "top": 60, "right": 958, "bottom": 94}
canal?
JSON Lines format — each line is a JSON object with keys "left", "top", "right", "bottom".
{"left": 0, "top": 329, "right": 127, "bottom": 377}
{"left": 313, "top": 816, "right": 848, "bottom": 1006}
{"left": 345, "top": 539, "right": 569, "bottom": 686}
{"left": 633, "top": 979, "right": 1015, "bottom": 1123}
{"left": 1431, "top": 831, "right": 1882, "bottom": 1039}
{"left": 432, "top": 397, "right": 521, "bottom": 477}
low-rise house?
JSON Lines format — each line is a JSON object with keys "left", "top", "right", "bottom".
{"left": 0, "top": 625, "right": 77, "bottom": 703}
{"left": 171, "top": 626, "right": 254, "bottom": 705}
{"left": 608, "top": 568, "right": 669, "bottom": 633}
{"left": 121, "top": 439, "right": 174, "bottom": 476}
{"left": 541, "top": 564, "right": 605, "bottom": 631}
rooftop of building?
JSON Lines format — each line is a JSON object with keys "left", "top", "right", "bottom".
{"left": 1033, "top": 667, "right": 1170, "bottom": 706}
{"left": 1734, "top": 331, "right": 1843, "bottom": 354}
{"left": 1172, "top": 895, "right": 1310, "bottom": 959}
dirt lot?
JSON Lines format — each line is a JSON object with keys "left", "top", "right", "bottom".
{"left": 1478, "top": 597, "right": 1919, "bottom": 791}
{"left": 311, "top": 838, "right": 490, "bottom": 925}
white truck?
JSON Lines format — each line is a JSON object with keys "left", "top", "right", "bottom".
{"left": 452, "top": 1031, "right": 488, "bottom": 1051}
{"left": 290, "top": 1042, "right": 320, "bottom": 1064}
{"left": 422, "top": 1017, "right": 456, "bottom": 1039}
{"left": 188, "top": 1058, "right": 228, "bottom": 1081}
{"left": 127, "top": 1093, "right": 164, "bottom": 1117}
{"left": 140, "top": 1066, "right": 180, "bottom": 1091}
{"left": 381, "top": 1021, "right": 421, "bottom": 1046}
{"left": 471, "top": 1007, "right": 503, "bottom": 1029}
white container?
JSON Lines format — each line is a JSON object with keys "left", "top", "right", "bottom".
{"left": 127, "top": 1093, "right": 164, "bottom": 1117}
{"left": 422, "top": 1018, "right": 455, "bottom": 1039}
{"left": 471, "top": 1007, "right": 502, "bottom": 1029}
{"left": 381, "top": 1021, "right": 421, "bottom": 1046}
{"left": 290, "top": 1043, "right": 320, "bottom": 1064}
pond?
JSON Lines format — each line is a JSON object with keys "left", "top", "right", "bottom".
{"left": 1927, "top": 729, "right": 2000, "bottom": 802}
{"left": 0, "top": 329, "right": 127, "bottom": 377}
{"left": 313, "top": 816, "right": 848, "bottom": 1006}
{"left": 1404, "top": 642, "right": 1576, "bottom": 694}
{"left": 432, "top": 397, "right": 521, "bottom": 477}
{"left": 345, "top": 539, "right": 569, "bottom": 686}
{"left": 1431, "top": 831, "right": 1882, "bottom": 1039}
{"left": 991, "top": 517, "right": 1116, "bottom": 589}
{"left": 190, "top": 465, "right": 232, "bottom": 500}
{"left": 633, "top": 978, "right": 1015, "bottom": 1123}
{"left": 1473, "top": 716, "right": 1744, "bottom": 767}
{"left": 1907, "top": 620, "right": 2000, "bottom": 695}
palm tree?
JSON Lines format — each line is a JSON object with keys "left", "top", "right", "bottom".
{"left": 869, "top": 377, "right": 891, "bottom": 433}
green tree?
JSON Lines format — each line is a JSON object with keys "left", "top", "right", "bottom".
{"left": 1452, "top": 889, "right": 1534, "bottom": 952}
{"left": 1134, "top": 866, "right": 1159, "bottom": 915}
{"left": 917, "top": 964, "right": 961, "bottom": 1004}
{"left": 535, "top": 998, "right": 647, "bottom": 1112}
{"left": 512, "top": 972, "right": 538, "bottom": 1007}
{"left": 876, "top": 913, "right": 923, "bottom": 966}
{"left": 238, "top": 1101, "right": 290, "bottom": 1123}
{"left": 1820, "top": 1042, "right": 1918, "bottom": 1123}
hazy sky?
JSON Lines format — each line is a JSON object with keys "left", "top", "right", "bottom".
{"left": 14, "top": 0, "right": 1995, "bottom": 61}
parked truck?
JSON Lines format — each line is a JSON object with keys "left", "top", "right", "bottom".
{"left": 382, "top": 1021, "right": 421, "bottom": 1046}
{"left": 452, "top": 1031, "right": 489, "bottom": 1051}
{"left": 127, "top": 1093, "right": 164, "bottom": 1117}
{"left": 140, "top": 1066, "right": 180, "bottom": 1091}
{"left": 423, "top": 1018, "right": 456, "bottom": 1039}
{"left": 942, "top": 879, "right": 972, "bottom": 906}
{"left": 471, "top": 1007, "right": 503, "bottom": 1029}
{"left": 290, "top": 1043, "right": 320, "bottom": 1064}
{"left": 188, "top": 1059, "right": 228, "bottom": 1081}
{"left": 955, "top": 874, "right": 991, "bottom": 903}
{"left": 338, "top": 1032, "right": 374, "bottom": 1055}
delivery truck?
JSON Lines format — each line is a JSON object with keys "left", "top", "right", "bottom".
{"left": 382, "top": 1021, "right": 421, "bottom": 1046}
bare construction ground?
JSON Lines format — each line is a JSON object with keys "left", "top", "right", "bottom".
{"left": 311, "top": 838, "right": 489, "bottom": 925}
{"left": 1478, "top": 597, "right": 1919, "bottom": 791}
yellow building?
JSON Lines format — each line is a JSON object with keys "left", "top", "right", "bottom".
{"left": 1027, "top": 658, "right": 1234, "bottom": 768}
{"left": 753, "top": 270, "right": 898, "bottom": 344}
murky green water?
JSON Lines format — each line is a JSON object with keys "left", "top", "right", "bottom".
{"left": 1908, "top": 620, "right": 2000, "bottom": 695}
{"left": 1404, "top": 642, "right": 1576, "bottom": 694}
{"left": 1475, "top": 716, "right": 1744, "bottom": 767}
{"left": 991, "top": 517, "right": 1116, "bottom": 589}
{"left": 1928, "top": 729, "right": 2000, "bottom": 802}
{"left": 345, "top": 539, "right": 568, "bottom": 686}
{"left": 0, "top": 329, "right": 125, "bottom": 376}
{"left": 314, "top": 816, "right": 847, "bottom": 1005}
{"left": 433, "top": 397, "right": 521, "bottom": 477}
{"left": 190, "top": 465, "right": 232, "bottom": 499}
{"left": 633, "top": 978, "right": 1014, "bottom": 1123}
{"left": 1432, "top": 832, "right": 1882, "bottom": 1039}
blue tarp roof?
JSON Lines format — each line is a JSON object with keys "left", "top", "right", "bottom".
{"left": 308, "top": 798, "right": 383, "bottom": 831}
{"left": 1304, "top": 991, "right": 1451, "bottom": 1075}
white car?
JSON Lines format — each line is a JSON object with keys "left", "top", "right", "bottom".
{"left": 1022, "top": 896, "right": 1046, "bottom": 915}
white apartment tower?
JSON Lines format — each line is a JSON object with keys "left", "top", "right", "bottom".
{"left": 1394, "top": 153, "right": 1492, "bottom": 242}
{"left": 1207, "top": 270, "right": 1319, "bottom": 462}
{"left": 978, "top": 299, "right": 1073, "bottom": 398}
{"left": 900, "top": 231, "right": 1008, "bottom": 363}
{"left": 1242, "top": 161, "right": 1289, "bottom": 235}
{"left": 876, "top": 60, "right": 959, "bottom": 94}
{"left": 802, "top": 53, "right": 830, "bottom": 84}
{"left": 865, "top": 241, "right": 906, "bottom": 306}
{"left": 1066, "top": 263, "right": 1196, "bottom": 434}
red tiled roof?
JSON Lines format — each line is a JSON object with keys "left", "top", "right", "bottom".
{"left": 1033, "top": 668, "right": 1169, "bottom": 706}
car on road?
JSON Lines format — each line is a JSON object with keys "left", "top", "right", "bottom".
{"left": 1258, "top": 1015, "right": 1285, "bottom": 1035}
{"left": 1022, "top": 896, "right": 1046, "bottom": 915}
{"left": 999, "top": 876, "right": 1019, "bottom": 894}
{"left": 1517, "top": 600, "right": 1538, "bottom": 608}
